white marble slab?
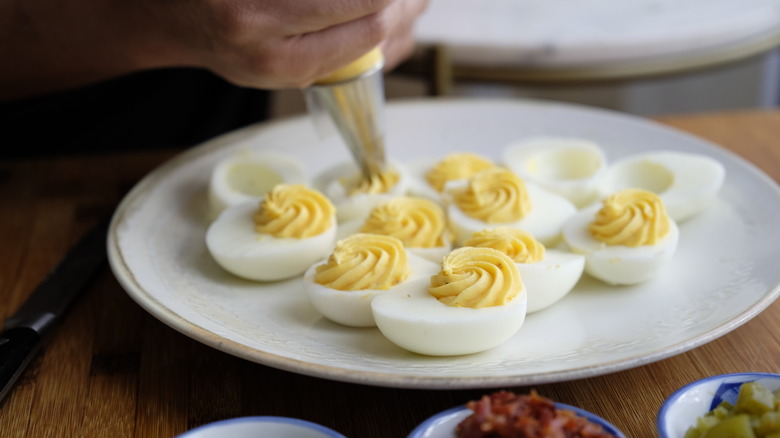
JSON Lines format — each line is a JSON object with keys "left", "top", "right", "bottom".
{"left": 415, "top": 0, "right": 780, "bottom": 67}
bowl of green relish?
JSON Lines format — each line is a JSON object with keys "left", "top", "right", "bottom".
{"left": 658, "top": 372, "right": 780, "bottom": 438}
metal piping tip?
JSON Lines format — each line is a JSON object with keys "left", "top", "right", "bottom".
{"left": 305, "top": 48, "right": 387, "bottom": 180}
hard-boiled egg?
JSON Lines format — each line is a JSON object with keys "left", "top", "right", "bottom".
{"left": 502, "top": 137, "right": 607, "bottom": 208}
{"left": 371, "top": 246, "right": 527, "bottom": 356}
{"left": 597, "top": 151, "right": 725, "bottom": 222}
{"left": 312, "top": 159, "right": 410, "bottom": 223}
{"left": 302, "top": 234, "right": 440, "bottom": 327}
{"left": 208, "top": 149, "right": 308, "bottom": 219}
{"left": 345, "top": 196, "right": 453, "bottom": 263}
{"left": 446, "top": 168, "right": 577, "bottom": 247}
{"left": 464, "top": 228, "right": 584, "bottom": 313}
{"left": 562, "top": 188, "right": 679, "bottom": 286}
{"left": 205, "top": 184, "right": 336, "bottom": 282}
{"left": 407, "top": 152, "right": 496, "bottom": 203}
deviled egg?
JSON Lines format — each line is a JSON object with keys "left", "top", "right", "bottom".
{"left": 371, "top": 246, "right": 528, "bottom": 356}
{"left": 338, "top": 196, "right": 453, "bottom": 263}
{"left": 303, "top": 233, "right": 440, "bottom": 327}
{"left": 407, "top": 152, "right": 496, "bottom": 202}
{"left": 446, "top": 167, "right": 577, "bottom": 247}
{"left": 562, "top": 188, "right": 679, "bottom": 285}
{"left": 312, "top": 159, "right": 411, "bottom": 223}
{"left": 205, "top": 184, "right": 336, "bottom": 282}
{"left": 597, "top": 151, "right": 725, "bottom": 222}
{"left": 502, "top": 137, "right": 607, "bottom": 208}
{"left": 208, "top": 150, "right": 308, "bottom": 218}
{"left": 464, "top": 228, "right": 584, "bottom": 313}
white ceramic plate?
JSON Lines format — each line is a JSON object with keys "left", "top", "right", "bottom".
{"left": 108, "top": 98, "right": 780, "bottom": 389}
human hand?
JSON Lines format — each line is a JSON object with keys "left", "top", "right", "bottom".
{"left": 131, "top": 0, "right": 430, "bottom": 89}
{"left": 377, "top": 0, "right": 430, "bottom": 71}
{"left": 1, "top": 0, "right": 429, "bottom": 100}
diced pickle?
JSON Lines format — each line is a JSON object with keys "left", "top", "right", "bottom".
{"left": 699, "top": 415, "right": 721, "bottom": 430}
{"left": 737, "top": 382, "right": 776, "bottom": 415}
{"left": 685, "top": 414, "right": 723, "bottom": 437}
{"left": 701, "top": 415, "right": 755, "bottom": 438}
{"left": 684, "top": 428, "right": 701, "bottom": 438}
{"left": 712, "top": 403, "right": 733, "bottom": 419}
{"left": 755, "top": 412, "right": 780, "bottom": 436}
{"left": 684, "top": 381, "right": 780, "bottom": 438}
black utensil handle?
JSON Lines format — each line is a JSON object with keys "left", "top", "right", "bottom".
{"left": 0, "top": 327, "right": 41, "bottom": 403}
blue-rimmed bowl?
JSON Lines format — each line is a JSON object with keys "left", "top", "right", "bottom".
{"left": 657, "top": 372, "right": 780, "bottom": 438}
{"left": 176, "top": 416, "right": 347, "bottom": 438}
{"left": 409, "top": 402, "right": 626, "bottom": 438}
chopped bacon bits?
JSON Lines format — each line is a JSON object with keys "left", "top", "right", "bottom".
{"left": 456, "top": 390, "right": 618, "bottom": 438}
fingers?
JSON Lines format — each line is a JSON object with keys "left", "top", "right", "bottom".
{"left": 290, "top": 12, "right": 391, "bottom": 83}
{"left": 254, "top": 0, "right": 394, "bottom": 35}
{"left": 199, "top": 0, "right": 429, "bottom": 89}
{"left": 381, "top": 30, "right": 416, "bottom": 71}
{"left": 291, "top": 0, "right": 430, "bottom": 82}
{"left": 380, "top": 0, "right": 430, "bottom": 70}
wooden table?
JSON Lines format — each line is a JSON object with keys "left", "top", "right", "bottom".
{"left": 2, "top": 109, "right": 780, "bottom": 437}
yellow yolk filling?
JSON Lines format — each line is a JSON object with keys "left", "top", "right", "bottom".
{"left": 429, "top": 247, "right": 521, "bottom": 309}
{"left": 425, "top": 152, "right": 494, "bottom": 192}
{"left": 314, "top": 234, "right": 410, "bottom": 291}
{"left": 253, "top": 184, "right": 335, "bottom": 238}
{"left": 588, "top": 188, "right": 671, "bottom": 247}
{"left": 359, "top": 197, "right": 448, "bottom": 248}
{"left": 452, "top": 168, "right": 531, "bottom": 223}
{"left": 464, "top": 227, "right": 545, "bottom": 264}
{"left": 342, "top": 168, "right": 400, "bottom": 196}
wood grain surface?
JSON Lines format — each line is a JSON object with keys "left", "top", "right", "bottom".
{"left": 1, "top": 109, "right": 779, "bottom": 438}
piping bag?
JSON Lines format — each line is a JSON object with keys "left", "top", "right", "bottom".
{"left": 304, "top": 47, "right": 387, "bottom": 179}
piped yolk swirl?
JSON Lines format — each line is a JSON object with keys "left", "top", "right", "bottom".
{"left": 428, "top": 247, "right": 521, "bottom": 309}
{"left": 425, "top": 153, "right": 494, "bottom": 192}
{"left": 343, "top": 169, "right": 400, "bottom": 195}
{"left": 464, "top": 227, "right": 545, "bottom": 264}
{"left": 359, "top": 197, "right": 448, "bottom": 248}
{"left": 253, "top": 184, "right": 334, "bottom": 238}
{"left": 588, "top": 188, "right": 671, "bottom": 247}
{"left": 452, "top": 168, "right": 531, "bottom": 223}
{"left": 314, "top": 234, "right": 410, "bottom": 291}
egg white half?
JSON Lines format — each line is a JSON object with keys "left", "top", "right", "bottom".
{"left": 312, "top": 159, "right": 411, "bottom": 223}
{"left": 206, "top": 201, "right": 337, "bottom": 282}
{"left": 406, "top": 156, "right": 490, "bottom": 205}
{"left": 597, "top": 151, "right": 725, "bottom": 222}
{"left": 335, "top": 219, "right": 453, "bottom": 264}
{"left": 208, "top": 150, "right": 308, "bottom": 219}
{"left": 562, "top": 205, "right": 679, "bottom": 286}
{"left": 371, "top": 286, "right": 528, "bottom": 356}
{"left": 502, "top": 137, "right": 607, "bottom": 208}
{"left": 448, "top": 184, "right": 577, "bottom": 247}
{"left": 302, "top": 253, "right": 441, "bottom": 327}
{"left": 518, "top": 249, "right": 585, "bottom": 313}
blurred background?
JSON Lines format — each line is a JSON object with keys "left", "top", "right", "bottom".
{"left": 272, "top": 0, "right": 780, "bottom": 119}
